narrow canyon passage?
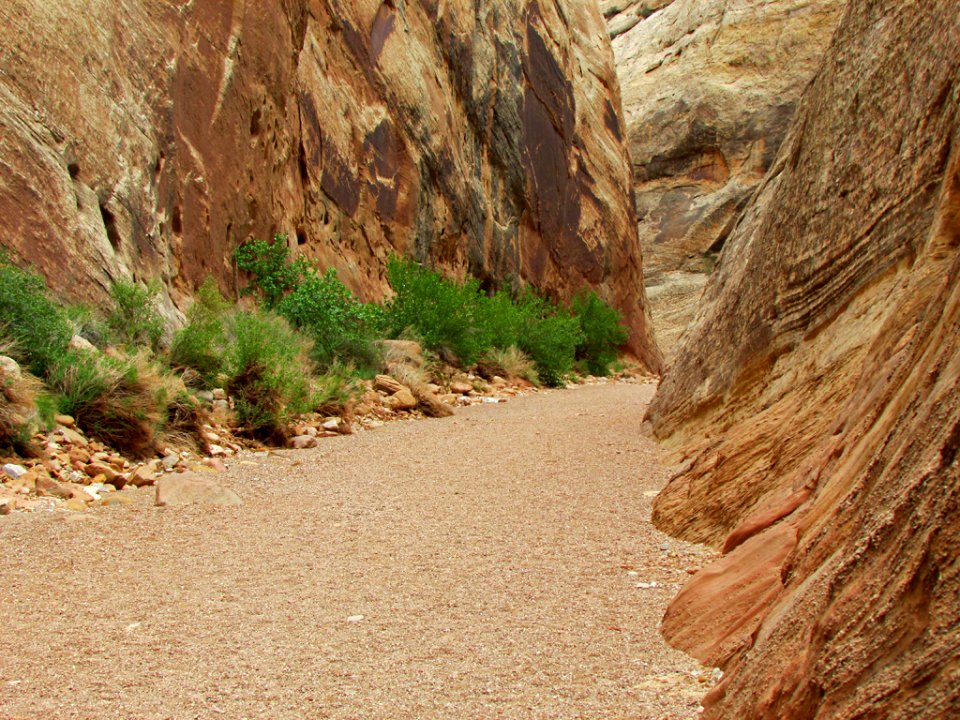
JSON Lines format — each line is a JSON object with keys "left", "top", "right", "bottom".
{"left": 0, "top": 382, "right": 712, "bottom": 719}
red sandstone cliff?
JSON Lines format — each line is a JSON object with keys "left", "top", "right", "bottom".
{"left": 649, "top": 1, "right": 960, "bottom": 716}
{"left": 0, "top": 0, "right": 660, "bottom": 369}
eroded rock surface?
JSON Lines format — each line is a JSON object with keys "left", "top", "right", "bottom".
{"left": 609, "top": 0, "right": 843, "bottom": 354}
{"left": 649, "top": 1, "right": 960, "bottom": 717}
{"left": 0, "top": 0, "right": 659, "bottom": 368}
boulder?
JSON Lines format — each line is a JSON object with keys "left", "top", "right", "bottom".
{"left": 155, "top": 473, "right": 241, "bottom": 507}
{"left": 385, "top": 388, "right": 418, "bottom": 411}
{"left": 374, "top": 375, "right": 406, "bottom": 396}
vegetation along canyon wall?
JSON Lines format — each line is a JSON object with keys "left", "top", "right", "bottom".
{"left": 0, "top": 0, "right": 661, "bottom": 370}
{"left": 647, "top": 0, "right": 960, "bottom": 716}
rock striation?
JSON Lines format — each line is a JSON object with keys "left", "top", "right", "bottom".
{"left": 0, "top": 0, "right": 659, "bottom": 369}
{"left": 608, "top": 0, "right": 843, "bottom": 354}
{"left": 648, "top": 1, "right": 960, "bottom": 717}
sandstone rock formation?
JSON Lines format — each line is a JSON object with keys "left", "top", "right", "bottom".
{"left": 607, "top": 0, "right": 843, "bottom": 354}
{"left": 648, "top": 1, "right": 960, "bottom": 717}
{"left": 0, "top": 0, "right": 659, "bottom": 369}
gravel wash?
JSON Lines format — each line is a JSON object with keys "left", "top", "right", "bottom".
{"left": 0, "top": 381, "right": 714, "bottom": 719}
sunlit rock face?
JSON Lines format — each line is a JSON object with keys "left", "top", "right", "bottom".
{"left": 0, "top": 0, "right": 659, "bottom": 368}
{"left": 606, "top": 0, "right": 843, "bottom": 355}
{"left": 648, "top": 1, "right": 960, "bottom": 717}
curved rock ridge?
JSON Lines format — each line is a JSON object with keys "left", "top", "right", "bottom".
{"left": 648, "top": 1, "right": 960, "bottom": 717}
{"left": 609, "top": 0, "right": 843, "bottom": 354}
{"left": 0, "top": 0, "right": 660, "bottom": 369}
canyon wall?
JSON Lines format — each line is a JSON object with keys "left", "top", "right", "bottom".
{"left": 0, "top": 0, "right": 660, "bottom": 369}
{"left": 648, "top": 1, "right": 960, "bottom": 717}
{"left": 605, "top": 0, "right": 843, "bottom": 354}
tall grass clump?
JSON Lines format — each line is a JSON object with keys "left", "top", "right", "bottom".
{"left": 0, "top": 254, "right": 72, "bottom": 376}
{"left": 224, "top": 309, "right": 313, "bottom": 440}
{"left": 170, "top": 278, "right": 231, "bottom": 387}
{"left": 46, "top": 350, "right": 168, "bottom": 457}
{"left": 571, "top": 290, "right": 629, "bottom": 376}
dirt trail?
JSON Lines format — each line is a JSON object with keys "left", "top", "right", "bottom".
{"left": 0, "top": 382, "right": 713, "bottom": 719}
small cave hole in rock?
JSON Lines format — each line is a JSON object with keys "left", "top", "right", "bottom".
{"left": 99, "top": 204, "right": 121, "bottom": 251}
{"left": 296, "top": 228, "right": 308, "bottom": 245}
{"left": 171, "top": 205, "right": 183, "bottom": 235}
{"left": 67, "top": 162, "right": 80, "bottom": 180}
{"left": 250, "top": 109, "right": 262, "bottom": 137}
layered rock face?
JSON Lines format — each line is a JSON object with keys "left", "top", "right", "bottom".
{"left": 648, "top": 1, "right": 960, "bottom": 717}
{"left": 606, "top": 0, "right": 843, "bottom": 354}
{"left": 0, "top": 0, "right": 659, "bottom": 368}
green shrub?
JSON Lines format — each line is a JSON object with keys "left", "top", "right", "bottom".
{"left": 384, "top": 256, "right": 493, "bottom": 365}
{"left": 571, "top": 290, "right": 628, "bottom": 376}
{"left": 106, "top": 280, "right": 166, "bottom": 352}
{"left": 233, "top": 234, "right": 309, "bottom": 308}
{"left": 0, "top": 255, "right": 72, "bottom": 375}
{"left": 224, "top": 309, "right": 313, "bottom": 439}
{"left": 170, "top": 278, "right": 231, "bottom": 387}
{"left": 276, "top": 268, "right": 384, "bottom": 374}
{"left": 514, "top": 291, "right": 582, "bottom": 387}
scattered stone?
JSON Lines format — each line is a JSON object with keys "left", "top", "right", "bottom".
{"left": 374, "top": 374, "right": 406, "bottom": 395}
{"left": 84, "top": 462, "right": 119, "bottom": 482}
{"left": 161, "top": 453, "right": 181, "bottom": 470}
{"left": 322, "top": 418, "right": 340, "bottom": 432}
{"left": 55, "top": 414, "right": 76, "bottom": 427}
{"left": 0, "top": 499, "right": 12, "bottom": 515}
{"left": 201, "top": 458, "right": 227, "bottom": 472}
{"left": 417, "top": 391, "right": 455, "bottom": 418}
{"left": 36, "top": 476, "right": 73, "bottom": 499}
{"left": 64, "top": 498, "right": 88, "bottom": 512}
{"left": 127, "top": 465, "right": 158, "bottom": 488}
{"left": 636, "top": 581, "right": 660, "bottom": 589}
{"left": 2, "top": 464, "right": 28, "bottom": 480}
{"left": 346, "top": 615, "right": 365, "bottom": 623}
{"left": 196, "top": 390, "right": 215, "bottom": 403}
{"left": 450, "top": 381, "right": 473, "bottom": 395}
{"left": 60, "top": 427, "right": 88, "bottom": 447}
{"left": 386, "top": 387, "right": 418, "bottom": 411}
{"left": 0, "top": 355, "right": 21, "bottom": 378}
{"left": 155, "top": 473, "right": 242, "bottom": 507}
{"left": 68, "top": 334, "right": 97, "bottom": 353}
{"left": 288, "top": 435, "right": 318, "bottom": 450}
{"left": 212, "top": 399, "right": 229, "bottom": 414}
{"left": 208, "top": 444, "right": 227, "bottom": 457}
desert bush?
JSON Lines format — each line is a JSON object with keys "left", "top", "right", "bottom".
{"left": 571, "top": 290, "right": 628, "bottom": 376}
{"left": 277, "top": 268, "right": 384, "bottom": 374}
{"left": 384, "top": 256, "right": 493, "bottom": 366}
{"left": 233, "top": 234, "right": 309, "bottom": 308}
{"left": 478, "top": 346, "right": 539, "bottom": 385}
{"left": 224, "top": 309, "right": 313, "bottom": 440}
{"left": 0, "top": 359, "right": 43, "bottom": 456}
{"left": 311, "top": 362, "right": 359, "bottom": 416}
{"left": 106, "top": 280, "right": 165, "bottom": 352}
{"left": 514, "top": 292, "right": 582, "bottom": 387}
{"left": 0, "top": 254, "right": 72, "bottom": 376}
{"left": 170, "top": 278, "right": 231, "bottom": 387}
{"left": 47, "top": 350, "right": 167, "bottom": 457}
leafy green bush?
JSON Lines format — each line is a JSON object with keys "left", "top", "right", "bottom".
{"left": 384, "top": 256, "right": 493, "bottom": 366}
{"left": 514, "top": 291, "right": 583, "bottom": 387}
{"left": 106, "top": 280, "right": 165, "bottom": 352}
{"left": 233, "top": 234, "right": 309, "bottom": 308}
{"left": 224, "top": 309, "right": 313, "bottom": 439}
{"left": 571, "top": 290, "right": 628, "bottom": 376}
{"left": 170, "top": 278, "right": 231, "bottom": 387}
{"left": 0, "top": 255, "right": 72, "bottom": 375}
{"left": 277, "top": 268, "right": 384, "bottom": 374}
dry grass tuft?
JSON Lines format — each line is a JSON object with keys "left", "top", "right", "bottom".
{"left": 478, "top": 347, "right": 539, "bottom": 385}
{"left": 0, "top": 360, "right": 43, "bottom": 456}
